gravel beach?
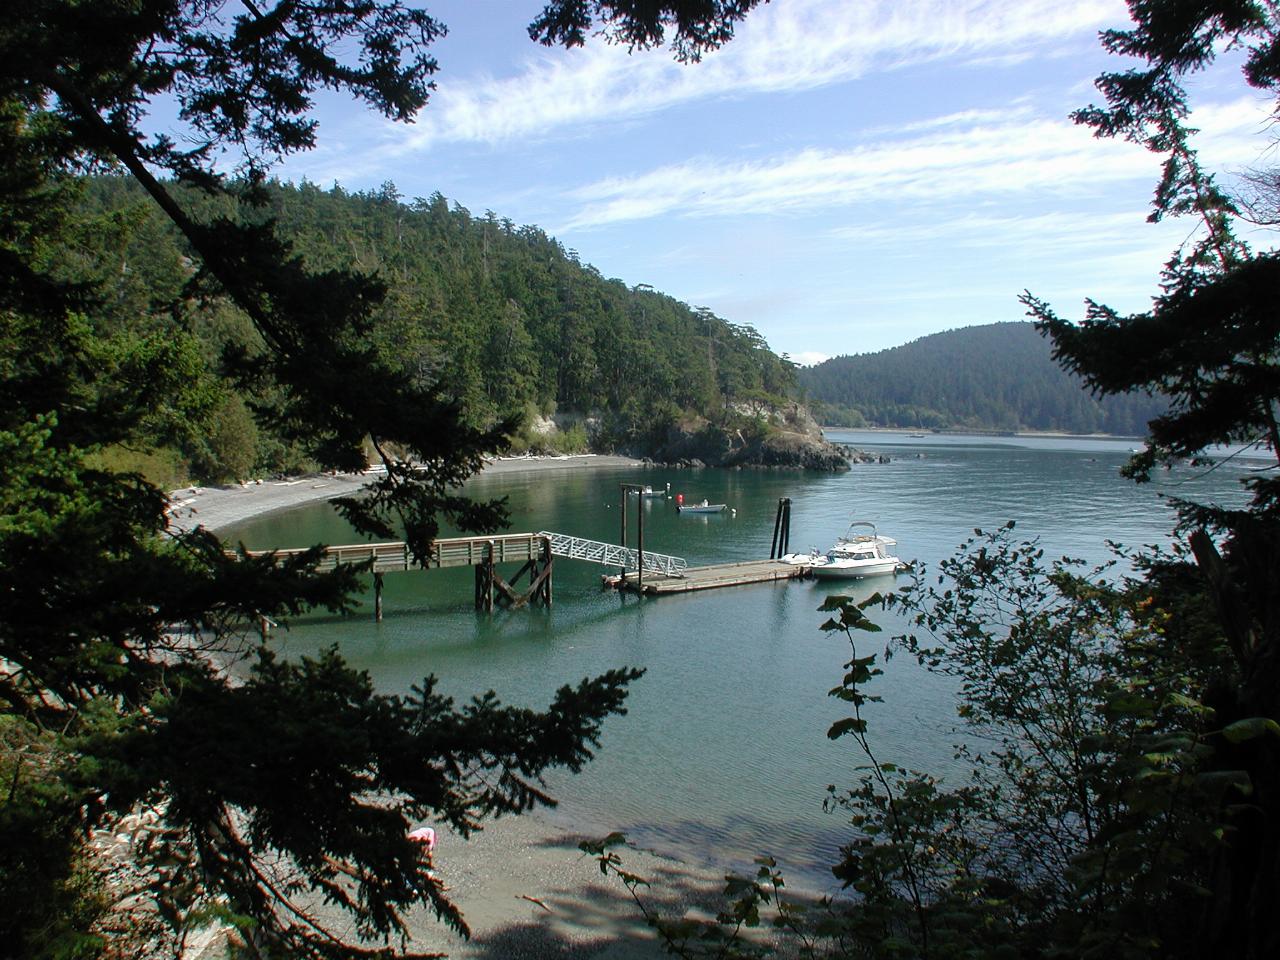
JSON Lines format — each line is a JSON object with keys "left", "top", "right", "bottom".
{"left": 170, "top": 453, "right": 738, "bottom": 958}
{"left": 167, "top": 454, "right": 645, "bottom": 534}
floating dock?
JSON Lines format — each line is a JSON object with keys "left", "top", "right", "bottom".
{"left": 610, "top": 558, "right": 812, "bottom": 596}
{"left": 234, "top": 496, "right": 806, "bottom": 617}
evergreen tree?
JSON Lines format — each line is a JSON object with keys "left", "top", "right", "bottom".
{"left": 0, "top": 1, "right": 761, "bottom": 955}
{"left": 1024, "top": 2, "right": 1280, "bottom": 953}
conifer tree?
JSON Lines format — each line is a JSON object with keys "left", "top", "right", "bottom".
{"left": 0, "top": 1, "right": 762, "bottom": 955}
{"left": 1025, "top": 3, "right": 1280, "bottom": 953}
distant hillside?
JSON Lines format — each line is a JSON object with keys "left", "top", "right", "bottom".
{"left": 71, "top": 177, "right": 806, "bottom": 481}
{"left": 798, "top": 322, "right": 1163, "bottom": 435}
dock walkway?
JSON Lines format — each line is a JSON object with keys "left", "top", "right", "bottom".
{"left": 614, "top": 558, "right": 811, "bottom": 595}
{"left": 234, "top": 496, "right": 808, "bottom": 614}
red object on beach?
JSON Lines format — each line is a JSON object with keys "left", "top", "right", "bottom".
{"left": 408, "top": 826, "right": 436, "bottom": 851}
{"left": 676, "top": 493, "right": 684, "bottom": 505}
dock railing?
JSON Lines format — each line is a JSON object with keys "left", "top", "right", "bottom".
{"left": 539, "top": 531, "right": 687, "bottom": 578}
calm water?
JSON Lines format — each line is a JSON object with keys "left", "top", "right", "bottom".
{"left": 222, "top": 432, "right": 1257, "bottom": 890}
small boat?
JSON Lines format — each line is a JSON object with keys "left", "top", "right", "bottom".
{"left": 639, "top": 485, "right": 668, "bottom": 498}
{"left": 810, "top": 521, "right": 904, "bottom": 579}
{"left": 677, "top": 499, "right": 727, "bottom": 514}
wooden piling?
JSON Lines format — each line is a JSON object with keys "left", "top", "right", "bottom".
{"left": 770, "top": 498, "right": 792, "bottom": 558}
{"left": 619, "top": 486, "right": 628, "bottom": 578}
{"left": 637, "top": 492, "right": 645, "bottom": 592}
{"left": 484, "top": 545, "right": 495, "bottom": 611}
{"left": 374, "top": 571, "right": 384, "bottom": 622}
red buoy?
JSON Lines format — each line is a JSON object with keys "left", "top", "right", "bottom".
{"left": 676, "top": 493, "right": 684, "bottom": 505}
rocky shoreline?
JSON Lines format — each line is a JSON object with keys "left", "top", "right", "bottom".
{"left": 644, "top": 444, "right": 889, "bottom": 470}
{"left": 641, "top": 402, "right": 884, "bottom": 471}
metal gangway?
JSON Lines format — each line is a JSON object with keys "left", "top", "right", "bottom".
{"left": 539, "top": 531, "right": 687, "bottom": 578}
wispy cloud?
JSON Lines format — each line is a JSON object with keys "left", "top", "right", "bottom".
{"left": 557, "top": 114, "right": 1150, "bottom": 230}
{"left": 398, "top": 0, "right": 1125, "bottom": 152}
{"left": 552, "top": 95, "right": 1275, "bottom": 231}
{"left": 829, "top": 209, "right": 1161, "bottom": 252}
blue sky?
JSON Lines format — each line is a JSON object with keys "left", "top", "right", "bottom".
{"left": 273, "top": 0, "right": 1276, "bottom": 364}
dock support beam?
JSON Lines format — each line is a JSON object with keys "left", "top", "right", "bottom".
{"left": 473, "top": 539, "right": 554, "bottom": 612}
{"left": 374, "top": 572, "right": 384, "bottom": 622}
{"left": 542, "top": 539, "right": 554, "bottom": 608}
{"left": 475, "top": 554, "right": 495, "bottom": 612}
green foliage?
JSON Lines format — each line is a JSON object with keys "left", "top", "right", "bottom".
{"left": 195, "top": 394, "right": 260, "bottom": 483}
{"left": 588, "top": 5, "right": 1280, "bottom": 958}
{"left": 69, "top": 176, "right": 797, "bottom": 473}
{"left": 799, "top": 322, "right": 1164, "bottom": 434}
{"left": 1028, "top": 3, "right": 1280, "bottom": 511}
{"left": 83, "top": 444, "right": 187, "bottom": 492}
{"left": 0, "top": 1, "right": 742, "bottom": 955}
{"left": 530, "top": 0, "right": 768, "bottom": 63}
{"left": 0, "top": 717, "right": 111, "bottom": 960}
{"left": 590, "top": 529, "right": 1247, "bottom": 959}
{"left": 1022, "top": 4, "right": 1280, "bottom": 954}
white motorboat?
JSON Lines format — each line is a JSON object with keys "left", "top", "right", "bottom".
{"left": 809, "top": 521, "right": 904, "bottom": 579}
{"left": 677, "top": 499, "right": 726, "bottom": 514}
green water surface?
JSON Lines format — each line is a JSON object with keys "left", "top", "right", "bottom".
{"left": 221, "top": 432, "right": 1253, "bottom": 888}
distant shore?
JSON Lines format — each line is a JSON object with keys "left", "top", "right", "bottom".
{"left": 820, "top": 424, "right": 1145, "bottom": 440}
{"left": 167, "top": 453, "right": 644, "bottom": 534}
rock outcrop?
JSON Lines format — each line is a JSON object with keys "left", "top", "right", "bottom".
{"left": 649, "top": 403, "right": 872, "bottom": 471}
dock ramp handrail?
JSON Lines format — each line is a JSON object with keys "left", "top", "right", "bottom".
{"left": 538, "top": 531, "right": 687, "bottom": 578}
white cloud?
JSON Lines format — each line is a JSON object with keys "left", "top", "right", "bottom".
{"left": 556, "top": 113, "right": 1152, "bottom": 229}
{"left": 550, "top": 94, "right": 1277, "bottom": 231}
{"left": 1193, "top": 95, "right": 1280, "bottom": 169}
{"left": 396, "top": 0, "right": 1127, "bottom": 152}
{"left": 829, "top": 209, "right": 1172, "bottom": 256}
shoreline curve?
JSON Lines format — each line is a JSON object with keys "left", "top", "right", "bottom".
{"left": 168, "top": 454, "right": 645, "bottom": 534}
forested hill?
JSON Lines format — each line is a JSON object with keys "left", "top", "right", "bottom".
{"left": 798, "top": 322, "right": 1164, "bottom": 435}
{"left": 75, "top": 177, "right": 797, "bottom": 481}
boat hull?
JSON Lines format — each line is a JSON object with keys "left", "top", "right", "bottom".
{"left": 810, "top": 559, "right": 901, "bottom": 579}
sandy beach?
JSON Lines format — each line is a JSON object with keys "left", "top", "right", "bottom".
{"left": 170, "top": 453, "right": 744, "bottom": 958}
{"left": 168, "top": 454, "right": 645, "bottom": 534}
{"left": 395, "top": 819, "right": 729, "bottom": 959}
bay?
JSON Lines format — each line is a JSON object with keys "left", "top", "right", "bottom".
{"left": 221, "top": 431, "right": 1255, "bottom": 890}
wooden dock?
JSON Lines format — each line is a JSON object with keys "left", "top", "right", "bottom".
{"left": 612, "top": 558, "right": 812, "bottom": 596}
{"left": 235, "top": 495, "right": 807, "bottom": 617}
{"left": 238, "top": 533, "right": 548, "bottom": 572}
{"left": 236, "top": 533, "right": 554, "bottom": 616}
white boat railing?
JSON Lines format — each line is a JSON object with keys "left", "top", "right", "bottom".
{"left": 538, "top": 531, "right": 688, "bottom": 578}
